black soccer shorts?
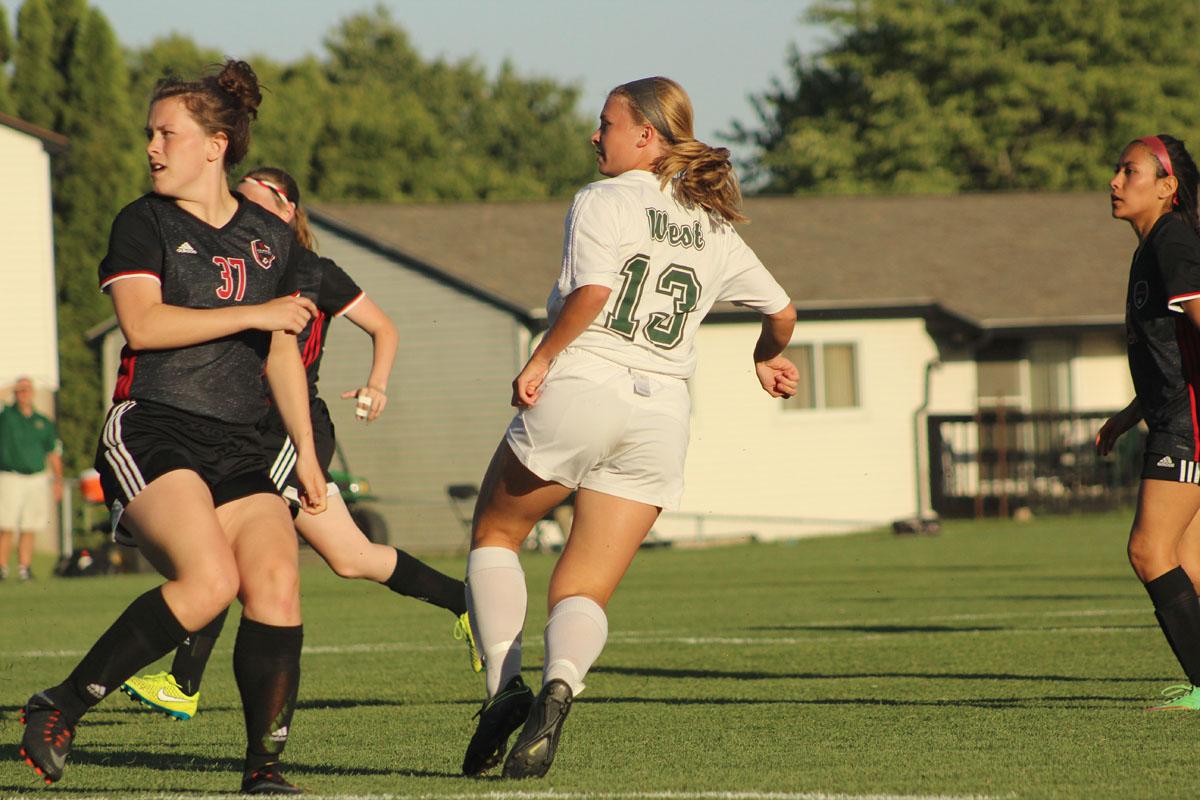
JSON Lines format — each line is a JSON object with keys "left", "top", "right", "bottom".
{"left": 94, "top": 399, "right": 277, "bottom": 544}
{"left": 1142, "top": 450, "right": 1200, "bottom": 485}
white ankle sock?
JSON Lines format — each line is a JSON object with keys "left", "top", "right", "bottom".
{"left": 542, "top": 595, "right": 608, "bottom": 695}
{"left": 466, "top": 547, "right": 527, "bottom": 697}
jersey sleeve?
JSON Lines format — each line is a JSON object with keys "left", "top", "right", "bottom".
{"left": 559, "top": 186, "right": 629, "bottom": 294}
{"left": 278, "top": 237, "right": 321, "bottom": 300}
{"left": 716, "top": 232, "right": 792, "bottom": 314}
{"left": 98, "top": 202, "right": 163, "bottom": 292}
{"left": 1158, "top": 223, "right": 1200, "bottom": 314}
{"left": 316, "top": 258, "right": 365, "bottom": 317}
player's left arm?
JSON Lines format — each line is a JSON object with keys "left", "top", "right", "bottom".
{"left": 513, "top": 284, "right": 613, "bottom": 408}
{"left": 266, "top": 330, "right": 326, "bottom": 514}
{"left": 753, "top": 304, "right": 800, "bottom": 399}
{"left": 1182, "top": 298, "right": 1200, "bottom": 331}
{"left": 342, "top": 297, "right": 398, "bottom": 423}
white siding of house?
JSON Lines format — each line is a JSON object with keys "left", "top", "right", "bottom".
{"left": 313, "top": 231, "right": 528, "bottom": 552}
{"left": 929, "top": 349, "right": 980, "bottom": 413}
{"left": 1072, "top": 332, "right": 1133, "bottom": 412}
{"left": 661, "top": 317, "right": 938, "bottom": 541}
{"left": 0, "top": 126, "right": 58, "bottom": 390}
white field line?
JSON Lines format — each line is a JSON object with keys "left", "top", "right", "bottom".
{"left": 1, "top": 606, "right": 1151, "bottom": 659}
{"left": 51, "top": 792, "right": 1014, "bottom": 800}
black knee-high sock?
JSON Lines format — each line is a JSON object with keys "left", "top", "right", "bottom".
{"left": 1145, "top": 567, "right": 1200, "bottom": 685}
{"left": 233, "top": 618, "right": 303, "bottom": 774}
{"left": 384, "top": 548, "right": 467, "bottom": 616}
{"left": 171, "top": 607, "right": 229, "bottom": 695}
{"left": 46, "top": 587, "right": 188, "bottom": 720}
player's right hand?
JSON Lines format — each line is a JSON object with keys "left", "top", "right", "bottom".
{"left": 1096, "top": 407, "right": 1139, "bottom": 456}
{"left": 294, "top": 450, "right": 327, "bottom": 515}
{"left": 256, "top": 295, "right": 317, "bottom": 334}
{"left": 512, "top": 355, "right": 551, "bottom": 408}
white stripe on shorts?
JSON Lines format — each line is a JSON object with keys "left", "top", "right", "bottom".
{"left": 103, "top": 401, "right": 145, "bottom": 500}
{"left": 269, "top": 436, "right": 297, "bottom": 490}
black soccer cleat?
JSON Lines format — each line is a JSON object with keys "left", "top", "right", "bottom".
{"left": 240, "top": 765, "right": 302, "bottom": 795}
{"left": 502, "top": 679, "right": 574, "bottom": 779}
{"left": 18, "top": 692, "right": 77, "bottom": 785}
{"left": 462, "top": 675, "right": 534, "bottom": 776}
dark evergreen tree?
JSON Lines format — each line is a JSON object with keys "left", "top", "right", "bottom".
{"left": 52, "top": 6, "right": 142, "bottom": 472}
{"left": 0, "top": 4, "right": 13, "bottom": 113}
{"left": 10, "top": 0, "right": 57, "bottom": 128}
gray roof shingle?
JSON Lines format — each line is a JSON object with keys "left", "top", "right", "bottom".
{"left": 312, "top": 191, "right": 1134, "bottom": 330}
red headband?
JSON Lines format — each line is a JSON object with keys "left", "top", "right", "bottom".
{"left": 1139, "top": 135, "right": 1179, "bottom": 206}
{"left": 241, "top": 176, "right": 292, "bottom": 209}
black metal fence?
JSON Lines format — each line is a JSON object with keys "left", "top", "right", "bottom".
{"left": 928, "top": 410, "right": 1143, "bottom": 517}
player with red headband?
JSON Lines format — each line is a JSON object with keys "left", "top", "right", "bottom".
{"left": 1099, "top": 133, "right": 1200, "bottom": 709}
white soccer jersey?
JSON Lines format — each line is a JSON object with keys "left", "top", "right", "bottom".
{"left": 549, "top": 170, "right": 790, "bottom": 379}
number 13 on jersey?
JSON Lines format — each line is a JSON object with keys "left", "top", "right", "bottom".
{"left": 603, "top": 254, "right": 702, "bottom": 350}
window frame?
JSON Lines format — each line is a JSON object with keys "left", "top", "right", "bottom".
{"left": 780, "top": 339, "right": 862, "bottom": 412}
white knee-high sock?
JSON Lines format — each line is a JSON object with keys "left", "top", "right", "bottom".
{"left": 466, "top": 547, "right": 527, "bottom": 697}
{"left": 542, "top": 595, "right": 608, "bottom": 695}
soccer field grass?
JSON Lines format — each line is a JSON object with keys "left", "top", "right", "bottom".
{"left": 0, "top": 512, "right": 1192, "bottom": 798}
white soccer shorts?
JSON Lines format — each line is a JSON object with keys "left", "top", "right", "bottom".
{"left": 505, "top": 347, "right": 690, "bottom": 510}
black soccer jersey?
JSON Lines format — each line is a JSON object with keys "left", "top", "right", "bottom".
{"left": 99, "top": 192, "right": 320, "bottom": 423}
{"left": 260, "top": 256, "right": 364, "bottom": 438}
{"left": 1125, "top": 212, "right": 1200, "bottom": 458}
{"left": 296, "top": 257, "right": 364, "bottom": 401}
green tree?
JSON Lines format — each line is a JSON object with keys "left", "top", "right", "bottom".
{"left": 127, "top": 33, "right": 223, "bottom": 111}
{"left": 10, "top": 0, "right": 57, "bottom": 127}
{"left": 307, "top": 7, "right": 594, "bottom": 202}
{"left": 52, "top": 6, "right": 142, "bottom": 472}
{"left": 0, "top": 4, "right": 13, "bottom": 113}
{"left": 124, "top": 9, "right": 595, "bottom": 204}
{"left": 734, "top": 0, "right": 1200, "bottom": 194}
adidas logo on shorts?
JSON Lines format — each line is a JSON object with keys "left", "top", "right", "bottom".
{"left": 175, "top": 241, "right": 197, "bottom": 254}
{"left": 1158, "top": 455, "right": 1176, "bottom": 468}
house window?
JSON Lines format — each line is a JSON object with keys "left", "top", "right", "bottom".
{"left": 976, "top": 338, "right": 1023, "bottom": 408}
{"left": 782, "top": 342, "right": 859, "bottom": 410}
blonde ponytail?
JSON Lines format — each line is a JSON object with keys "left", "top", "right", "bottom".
{"left": 610, "top": 76, "right": 748, "bottom": 224}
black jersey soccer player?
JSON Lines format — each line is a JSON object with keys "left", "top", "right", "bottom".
{"left": 119, "top": 167, "right": 477, "bottom": 722}
{"left": 18, "top": 62, "right": 326, "bottom": 794}
{"left": 459, "top": 77, "right": 797, "bottom": 779}
{"left": 1099, "top": 134, "right": 1200, "bottom": 710}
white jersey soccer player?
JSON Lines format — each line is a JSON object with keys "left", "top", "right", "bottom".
{"left": 461, "top": 76, "right": 798, "bottom": 781}
{"left": 506, "top": 170, "right": 790, "bottom": 510}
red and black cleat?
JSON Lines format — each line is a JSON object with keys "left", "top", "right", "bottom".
{"left": 18, "top": 692, "right": 76, "bottom": 784}
{"left": 240, "top": 765, "right": 302, "bottom": 795}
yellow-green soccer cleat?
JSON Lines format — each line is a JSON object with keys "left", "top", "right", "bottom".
{"left": 1146, "top": 684, "right": 1200, "bottom": 711}
{"left": 120, "top": 672, "right": 199, "bottom": 720}
{"left": 454, "top": 611, "right": 484, "bottom": 673}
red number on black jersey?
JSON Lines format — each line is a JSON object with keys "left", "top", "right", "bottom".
{"left": 213, "top": 256, "right": 248, "bottom": 301}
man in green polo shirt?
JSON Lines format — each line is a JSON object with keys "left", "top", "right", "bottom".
{"left": 0, "top": 377, "right": 63, "bottom": 581}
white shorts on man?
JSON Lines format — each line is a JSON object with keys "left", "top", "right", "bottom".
{"left": 0, "top": 471, "right": 52, "bottom": 532}
{"left": 505, "top": 346, "right": 689, "bottom": 510}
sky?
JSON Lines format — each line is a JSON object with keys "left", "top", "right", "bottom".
{"left": 84, "top": 1, "right": 826, "bottom": 156}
